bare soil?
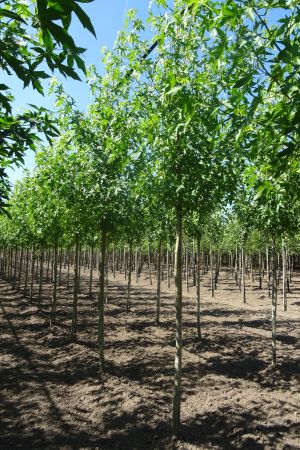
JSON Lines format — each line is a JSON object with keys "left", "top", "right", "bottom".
{"left": 0, "top": 265, "right": 299, "bottom": 449}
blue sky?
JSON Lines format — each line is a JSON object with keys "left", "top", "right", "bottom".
{"left": 6, "top": 0, "right": 150, "bottom": 184}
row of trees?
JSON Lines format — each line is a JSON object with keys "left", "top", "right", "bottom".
{"left": 1, "top": 0, "right": 299, "bottom": 437}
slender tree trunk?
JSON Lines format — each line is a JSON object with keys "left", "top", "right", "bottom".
{"left": 168, "top": 247, "right": 171, "bottom": 289}
{"left": 51, "top": 244, "right": 58, "bottom": 326}
{"left": 67, "top": 251, "right": 70, "bottom": 289}
{"left": 148, "top": 241, "right": 152, "bottom": 285}
{"left": 196, "top": 236, "right": 201, "bottom": 339}
{"left": 17, "top": 247, "right": 24, "bottom": 291}
{"left": 166, "top": 247, "right": 170, "bottom": 288}
{"left": 186, "top": 240, "right": 189, "bottom": 292}
{"left": 89, "top": 246, "right": 94, "bottom": 298}
{"left": 38, "top": 247, "right": 44, "bottom": 306}
{"left": 282, "top": 239, "right": 287, "bottom": 311}
{"left": 30, "top": 248, "right": 35, "bottom": 303}
{"left": 242, "top": 246, "right": 246, "bottom": 303}
{"left": 135, "top": 248, "right": 138, "bottom": 283}
{"left": 156, "top": 239, "right": 162, "bottom": 326}
{"left": 210, "top": 246, "right": 214, "bottom": 297}
{"left": 59, "top": 247, "right": 63, "bottom": 284}
{"left": 98, "top": 230, "right": 106, "bottom": 374}
{"left": 24, "top": 248, "right": 30, "bottom": 295}
{"left": 259, "top": 252, "right": 262, "bottom": 289}
{"left": 126, "top": 242, "right": 133, "bottom": 313}
{"left": 172, "top": 202, "right": 183, "bottom": 436}
{"left": 124, "top": 245, "right": 127, "bottom": 280}
{"left": 266, "top": 245, "right": 270, "bottom": 297}
{"left": 193, "top": 239, "right": 196, "bottom": 287}
{"left": 112, "top": 244, "right": 116, "bottom": 279}
{"left": 46, "top": 249, "right": 50, "bottom": 282}
{"left": 13, "top": 247, "right": 18, "bottom": 286}
{"left": 78, "top": 244, "right": 81, "bottom": 294}
{"left": 71, "top": 234, "right": 80, "bottom": 341}
{"left": 234, "top": 246, "right": 238, "bottom": 286}
{"left": 105, "top": 247, "right": 109, "bottom": 304}
{"left": 271, "top": 238, "right": 277, "bottom": 369}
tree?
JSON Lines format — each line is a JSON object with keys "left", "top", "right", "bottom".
{"left": 136, "top": 1, "right": 242, "bottom": 434}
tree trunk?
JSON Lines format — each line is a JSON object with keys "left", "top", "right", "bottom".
{"left": 24, "top": 248, "right": 30, "bottom": 295}
{"left": 156, "top": 239, "right": 162, "bottom": 326}
{"left": 46, "top": 249, "right": 50, "bottom": 282}
{"left": 193, "top": 239, "right": 196, "bottom": 286}
{"left": 51, "top": 244, "right": 58, "bottom": 326}
{"left": 124, "top": 245, "right": 127, "bottom": 280}
{"left": 89, "top": 246, "right": 94, "bottom": 298}
{"left": 67, "top": 250, "right": 70, "bottom": 289}
{"left": 148, "top": 242, "right": 152, "bottom": 285}
{"left": 58, "top": 247, "right": 63, "bottom": 284}
{"left": 38, "top": 247, "right": 44, "bottom": 306}
{"left": 17, "top": 247, "right": 24, "bottom": 291}
{"left": 259, "top": 252, "right": 262, "bottom": 289}
{"left": 210, "top": 246, "right": 214, "bottom": 298}
{"left": 282, "top": 239, "right": 287, "bottom": 311}
{"left": 30, "top": 248, "right": 35, "bottom": 303}
{"left": 71, "top": 235, "right": 80, "bottom": 341}
{"left": 242, "top": 247, "right": 246, "bottom": 303}
{"left": 78, "top": 244, "right": 81, "bottom": 293}
{"left": 13, "top": 247, "right": 18, "bottom": 286}
{"left": 126, "top": 242, "right": 133, "bottom": 313}
{"left": 234, "top": 246, "right": 238, "bottom": 286}
{"left": 271, "top": 238, "right": 277, "bottom": 369}
{"left": 98, "top": 230, "right": 106, "bottom": 374}
{"left": 135, "top": 248, "right": 138, "bottom": 283}
{"left": 172, "top": 202, "right": 183, "bottom": 436}
{"left": 196, "top": 236, "right": 201, "bottom": 339}
{"left": 186, "top": 240, "right": 189, "bottom": 292}
{"left": 112, "top": 244, "right": 116, "bottom": 279}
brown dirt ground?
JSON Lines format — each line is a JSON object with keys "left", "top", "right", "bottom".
{"left": 0, "top": 264, "right": 299, "bottom": 450}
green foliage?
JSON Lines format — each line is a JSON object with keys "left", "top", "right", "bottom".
{"left": 1, "top": 0, "right": 300, "bottom": 252}
{"left": 0, "top": 0, "right": 96, "bottom": 211}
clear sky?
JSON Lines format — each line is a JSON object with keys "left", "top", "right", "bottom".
{"left": 6, "top": 0, "right": 150, "bottom": 184}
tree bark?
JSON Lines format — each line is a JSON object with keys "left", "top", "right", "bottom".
{"left": 126, "top": 242, "right": 133, "bottom": 313}
{"left": 172, "top": 202, "right": 183, "bottom": 436}
{"left": 135, "top": 248, "right": 138, "bottom": 283}
{"left": 71, "top": 234, "right": 80, "bottom": 341}
{"left": 196, "top": 236, "right": 201, "bottom": 339}
{"left": 98, "top": 230, "right": 106, "bottom": 374}
{"left": 156, "top": 239, "right": 162, "bottom": 325}
{"left": 210, "top": 246, "right": 214, "bottom": 298}
{"left": 24, "top": 248, "right": 29, "bottom": 296}
{"left": 30, "top": 247, "right": 35, "bottom": 303}
{"left": 282, "top": 239, "right": 287, "bottom": 311}
{"left": 17, "top": 247, "right": 24, "bottom": 291}
{"left": 89, "top": 246, "right": 94, "bottom": 298}
{"left": 186, "top": 240, "right": 189, "bottom": 292}
{"left": 51, "top": 244, "right": 58, "bottom": 326}
{"left": 271, "top": 238, "right": 277, "bottom": 369}
{"left": 112, "top": 244, "right": 116, "bottom": 279}
{"left": 242, "top": 246, "right": 246, "bottom": 303}
{"left": 148, "top": 242, "right": 152, "bottom": 285}
{"left": 38, "top": 247, "right": 44, "bottom": 306}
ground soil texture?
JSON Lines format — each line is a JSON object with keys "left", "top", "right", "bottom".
{"left": 0, "top": 265, "right": 299, "bottom": 450}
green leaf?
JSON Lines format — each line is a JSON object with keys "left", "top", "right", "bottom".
{"left": 0, "top": 9, "right": 26, "bottom": 24}
{"left": 233, "top": 75, "right": 252, "bottom": 89}
{"left": 72, "top": 2, "right": 96, "bottom": 37}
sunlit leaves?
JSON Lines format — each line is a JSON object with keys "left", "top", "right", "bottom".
{"left": 0, "top": 0, "right": 96, "bottom": 211}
